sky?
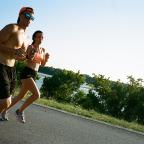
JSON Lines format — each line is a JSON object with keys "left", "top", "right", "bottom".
{"left": 0, "top": 0, "right": 144, "bottom": 83}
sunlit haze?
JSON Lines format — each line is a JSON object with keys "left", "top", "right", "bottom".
{"left": 1, "top": 0, "right": 144, "bottom": 83}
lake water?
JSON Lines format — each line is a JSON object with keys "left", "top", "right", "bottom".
{"left": 36, "top": 73, "right": 51, "bottom": 89}
{"left": 36, "top": 73, "right": 90, "bottom": 93}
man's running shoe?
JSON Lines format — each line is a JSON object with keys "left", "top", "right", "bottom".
{"left": 1, "top": 111, "right": 9, "bottom": 121}
{"left": 15, "top": 109, "right": 25, "bottom": 123}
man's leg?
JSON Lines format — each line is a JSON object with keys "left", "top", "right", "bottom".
{"left": 0, "top": 84, "right": 11, "bottom": 120}
{"left": 0, "top": 97, "right": 11, "bottom": 112}
{"left": 0, "top": 65, "right": 16, "bottom": 120}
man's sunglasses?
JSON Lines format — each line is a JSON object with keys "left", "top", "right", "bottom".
{"left": 24, "top": 13, "right": 34, "bottom": 21}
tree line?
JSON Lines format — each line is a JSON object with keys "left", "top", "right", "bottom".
{"left": 16, "top": 62, "right": 144, "bottom": 124}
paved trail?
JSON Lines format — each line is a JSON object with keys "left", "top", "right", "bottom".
{"left": 0, "top": 103, "right": 144, "bottom": 144}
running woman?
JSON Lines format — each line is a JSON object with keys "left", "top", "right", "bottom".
{"left": 4, "top": 30, "right": 49, "bottom": 123}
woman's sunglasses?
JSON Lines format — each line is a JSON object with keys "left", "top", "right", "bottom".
{"left": 24, "top": 13, "right": 34, "bottom": 21}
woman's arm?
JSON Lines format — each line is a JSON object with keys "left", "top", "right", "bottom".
{"left": 26, "top": 45, "right": 36, "bottom": 60}
{"left": 41, "top": 48, "right": 49, "bottom": 67}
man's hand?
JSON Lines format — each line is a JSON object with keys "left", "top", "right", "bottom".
{"left": 15, "top": 48, "right": 26, "bottom": 60}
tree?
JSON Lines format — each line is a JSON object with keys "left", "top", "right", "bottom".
{"left": 40, "top": 69, "right": 85, "bottom": 102}
{"left": 123, "top": 76, "right": 144, "bottom": 123}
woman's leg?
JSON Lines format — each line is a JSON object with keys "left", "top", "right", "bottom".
{"left": 6, "top": 80, "right": 29, "bottom": 111}
{"left": 18, "top": 78, "right": 40, "bottom": 112}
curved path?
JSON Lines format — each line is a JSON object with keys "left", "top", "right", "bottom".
{"left": 0, "top": 102, "right": 144, "bottom": 144}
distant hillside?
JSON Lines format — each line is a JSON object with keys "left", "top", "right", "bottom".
{"left": 39, "top": 66, "right": 94, "bottom": 84}
{"left": 39, "top": 66, "right": 62, "bottom": 76}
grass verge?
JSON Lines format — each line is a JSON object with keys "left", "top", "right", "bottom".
{"left": 35, "top": 97, "right": 144, "bottom": 134}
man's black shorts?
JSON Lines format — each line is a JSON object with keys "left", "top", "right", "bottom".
{"left": 0, "top": 63, "right": 16, "bottom": 99}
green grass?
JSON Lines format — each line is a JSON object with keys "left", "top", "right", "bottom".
{"left": 34, "top": 97, "right": 144, "bottom": 133}
{"left": 14, "top": 88, "right": 144, "bottom": 133}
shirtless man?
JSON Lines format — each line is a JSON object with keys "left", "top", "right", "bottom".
{"left": 0, "top": 7, "right": 35, "bottom": 120}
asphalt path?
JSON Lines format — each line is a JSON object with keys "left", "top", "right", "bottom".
{"left": 0, "top": 102, "right": 144, "bottom": 144}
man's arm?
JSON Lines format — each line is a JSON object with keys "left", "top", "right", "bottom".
{"left": 0, "top": 24, "right": 26, "bottom": 58}
{"left": 0, "top": 24, "right": 15, "bottom": 55}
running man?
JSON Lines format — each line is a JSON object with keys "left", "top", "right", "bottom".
{"left": 0, "top": 7, "right": 35, "bottom": 120}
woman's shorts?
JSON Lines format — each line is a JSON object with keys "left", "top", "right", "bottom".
{"left": 0, "top": 63, "right": 16, "bottom": 99}
{"left": 20, "top": 66, "right": 36, "bottom": 80}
